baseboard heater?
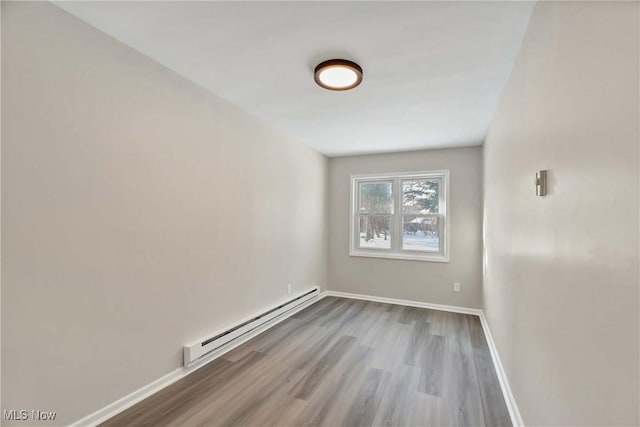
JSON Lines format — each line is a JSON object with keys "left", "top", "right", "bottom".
{"left": 183, "top": 287, "right": 320, "bottom": 367}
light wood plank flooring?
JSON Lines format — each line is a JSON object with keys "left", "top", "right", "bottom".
{"left": 101, "top": 297, "right": 511, "bottom": 427}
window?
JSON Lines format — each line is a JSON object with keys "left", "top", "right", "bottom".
{"left": 350, "top": 170, "right": 449, "bottom": 262}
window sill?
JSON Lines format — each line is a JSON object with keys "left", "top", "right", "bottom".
{"left": 349, "top": 249, "right": 449, "bottom": 263}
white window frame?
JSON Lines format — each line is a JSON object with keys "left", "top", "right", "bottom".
{"left": 349, "top": 170, "right": 450, "bottom": 263}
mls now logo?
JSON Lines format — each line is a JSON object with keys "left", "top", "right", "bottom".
{"left": 4, "top": 409, "right": 57, "bottom": 421}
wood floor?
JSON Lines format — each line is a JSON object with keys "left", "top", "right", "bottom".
{"left": 101, "top": 297, "right": 511, "bottom": 427}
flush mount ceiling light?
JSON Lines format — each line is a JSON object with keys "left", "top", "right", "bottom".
{"left": 314, "top": 59, "right": 363, "bottom": 91}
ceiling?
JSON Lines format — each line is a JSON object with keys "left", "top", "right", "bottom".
{"left": 54, "top": 1, "right": 535, "bottom": 157}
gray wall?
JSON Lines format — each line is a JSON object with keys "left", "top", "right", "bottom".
{"left": 483, "top": 1, "right": 639, "bottom": 425}
{"left": 1, "top": 2, "right": 327, "bottom": 425}
{"left": 328, "top": 147, "right": 483, "bottom": 308}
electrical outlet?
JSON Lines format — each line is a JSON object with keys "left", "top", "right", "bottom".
{"left": 453, "top": 282, "right": 461, "bottom": 293}
{"left": 287, "top": 284, "right": 292, "bottom": 295}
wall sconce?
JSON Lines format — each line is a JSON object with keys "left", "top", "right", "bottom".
{"left": 535, "top": 170, "right": 547, "bottom": 196}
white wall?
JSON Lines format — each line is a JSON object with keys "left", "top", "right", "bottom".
{"left": 483, "top": 1, "right": 639, "bottom": 425}
{"left": 328, "top": 147, "right": 483, "bottom": 308}
{"left": 1, "top": 2, "right": 327, "bottom": 425}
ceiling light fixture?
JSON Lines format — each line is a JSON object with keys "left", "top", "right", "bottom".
{"left": 314, "top": 59, "right": 363, "bottom": 91}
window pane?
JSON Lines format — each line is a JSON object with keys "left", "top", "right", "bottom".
{"left": 402, "top": 216, "right": 440, "bottom": 252}
{"left": 359, "top": 215, "right": 391, "bottom": 249}
{"left": 359, "top": 181, "right": 393, "bottom": 214}
{"left": 402, "top": 179, "right": 440, "bottom": 214}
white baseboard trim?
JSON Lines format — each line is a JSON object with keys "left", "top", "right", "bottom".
{"left": 70, "top": 292, "right": 326, "bottom": 427}
{"left": 478, "top": 311, "right": 524, "bottom": 426}
{"left": 325, "top": 290, "right": 523, "bottom": 426}
{"left": 70, "top": 365, "right": 185, "bottom": 427}
{"left": 324, "top": 290, "right": 482, "bottom": 316}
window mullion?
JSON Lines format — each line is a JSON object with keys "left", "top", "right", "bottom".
{"left": 394, "top": 178, "right": 402, "bottom": 253}
{"left": 440, "top": 176, "right": 446, "bottom": 256}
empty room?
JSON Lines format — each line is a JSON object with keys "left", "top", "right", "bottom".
{"left": 1, "top": 1, "right": 638, "bottom": 426}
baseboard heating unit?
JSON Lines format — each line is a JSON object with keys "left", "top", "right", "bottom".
{"left": 183, "top": 287, "right": 320, "bottom": 367}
